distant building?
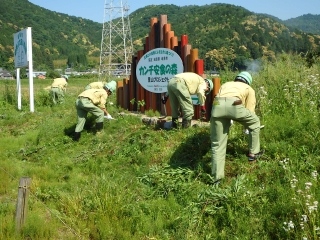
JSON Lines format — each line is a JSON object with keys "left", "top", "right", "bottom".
{"left": 26, "top": 69, "right": 47, "bottom": 78}
{"left": 0, "top": 68, "right": 13, "bottom": 80}
{"left": 37, "top": 74, "right": 46, "bottom": 79}
{"left": 64, "top": 68, "right": 78, "bottom": 75}
{"left": 209, "top": 70, "right": 220, "bottom": 76}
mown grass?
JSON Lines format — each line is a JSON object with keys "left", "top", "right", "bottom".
{"left": 0, "top": 53, "right": 320, "bottom": 239}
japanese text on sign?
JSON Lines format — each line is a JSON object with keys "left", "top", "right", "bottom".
{"left": 143, "top": 49, "right": 174, "bottom": 59}
{"left": 138, "top": 64, "right": 178, "bottom": 76}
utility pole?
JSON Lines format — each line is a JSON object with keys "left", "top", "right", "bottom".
{"left": 99, "top": 0, "right": 133, "bottom": 81}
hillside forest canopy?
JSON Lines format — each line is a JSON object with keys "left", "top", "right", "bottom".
{"left": 0, "top": 0, "right": 320, "bottom": 74}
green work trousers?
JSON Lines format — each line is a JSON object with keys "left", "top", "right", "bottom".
{"left": 210, "top": 97, "right": 260, "bottom": 180}
{"left": 50, "top": 87, "right": 64, "bottom": 104}
{"left": 167, "top": 77, "right": 194, "bottom": 120}
{"left": 75, "top": 97, "right": 104, "bottom": 133}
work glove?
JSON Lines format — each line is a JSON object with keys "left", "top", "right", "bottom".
{"left": 104, "top": 114, "right": 114, "bottom": 120}
{"left": 243, "top": 129, "right": 249, "bottom": 134}
{"left": 161, "top": 96, "right": 168, "bottom": 104}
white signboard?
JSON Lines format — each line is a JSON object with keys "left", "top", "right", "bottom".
{"left": 136, "top": 48, "right": 184, "bottom": 93}
{"left": 13, "top": 27, "right": 34, "bottom": 112}
{"left": 14, "top": 29, "right": 28, "bottom": 68}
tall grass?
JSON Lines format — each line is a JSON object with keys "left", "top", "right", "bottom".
{"left": 0, "top": 53, "right": 319, "bottom": 239}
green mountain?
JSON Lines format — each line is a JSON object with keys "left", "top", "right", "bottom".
{"left": 284, "top": 14, "right": 320, "bottom": 34}
{"left": 0, "top": 0, "right": 102, "bottom": 70}
{"left": 129, "top": 4, "right": 320, "bottom": 70}
{"left": 0, "top": 0, "right": 319, "bottom": 72}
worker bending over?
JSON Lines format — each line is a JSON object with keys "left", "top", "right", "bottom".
{"left": 210, "top": 71, "right": 263, "bottom": 183}
{"left": 50, "top": 76, "right": 68, "bottom": 104}
{"left": 73, "top": 81, "right": 116, "bottom": 141}
{"left": 162, "top": 72, "right": 213, "bottom": 128}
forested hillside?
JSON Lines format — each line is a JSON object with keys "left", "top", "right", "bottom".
{"left": 284, "top": 14, "right": 320, "bottom": 34}
{"left": 129, "top": 4, "right": 320, "bottom": 70}
{"left": 0, "top": 0, "right": 319, "bottom": 73}
{"left": 0, "top": 0, "right": 102, "bottom": 71}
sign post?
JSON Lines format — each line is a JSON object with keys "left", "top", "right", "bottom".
{"left": 16, "top": 69, "right": 21, "bottom": 110}
{"left": 14, "top": 27, "right": 34, "bottom": 112}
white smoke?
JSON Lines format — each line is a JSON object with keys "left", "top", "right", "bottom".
{"left": 244, "top": 59, "right": 261, "bottom": 74}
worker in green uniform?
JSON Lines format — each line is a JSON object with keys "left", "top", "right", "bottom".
{"left": 210, "top": 71, "right": 263, "bottom": 183}
{"left": 73, "top": 81, "right": 116, "bottom": 141}
{"left": 50, "top": 76, "right": 68, "bottom": 104}
{"left": 162, "top": 72, "right": 213, "bottom": 128}
{"left": 85, "top": 81, "right": 106, "bottom": 90}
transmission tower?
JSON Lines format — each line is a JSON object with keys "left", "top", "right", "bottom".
{"left": 99, "top": 0, "right": 133, "bottom": 81}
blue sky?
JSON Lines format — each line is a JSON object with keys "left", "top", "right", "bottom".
{"left": 28, "top": 0, "right": 320, "bottom": 23}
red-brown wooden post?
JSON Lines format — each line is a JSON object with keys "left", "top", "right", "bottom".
{"left": 130, "top": 55, "right": 137, "bottom": 111}
{"left": 183, "top": 44, "right": 191, "bottom": 73}
{"left": 159, "top": 15, "right": 169, "bottom": 116}
{"left": 149, "top": 18, "right": 159, "bottom": 113}
{"left": 160, "top": 15, "right": 167, "bottom": 48}
{"left": 144, "top": 36, "right": 151, "bottom": 111}
{"left": 163, "top": 24, "right": 171, "bottom": 48}
{"left": 123, "top": 78, "right": 129, "bottom": 110}
{"left": 190, "top": 48, "right": 198, "bottom": 73}
{"left": 165, "top": 31, "right": 174, "bottom": 50}
{"left": 192, "top": 50, "right": 200, "bottom": 120}
{"left": 171, "top": 36, "right": 178, "bottom": 50}
{"left": 180, "top": 35, "right": 188, "bottom": 67}
{"left": 117, "top": 80, "right": 124, "bottom": 108}
{"left": 213, "top": 77, "right": 221, "bottom": 97}
{"left": 208, "top": 77, "right": 221, "bottom": 120}
{"left": 149, "top": 18, "right": 157, "bottom": 50}
{"left": 137, "top": 50, "right": 145, "bottom": 112}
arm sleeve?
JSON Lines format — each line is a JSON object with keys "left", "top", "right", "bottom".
{"left": 98, "top": 94, "right": 108, "bottom": 109}
{"left": 197, "top": 81, "right": 207, "bottom": 106}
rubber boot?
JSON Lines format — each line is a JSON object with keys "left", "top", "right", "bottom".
{"left": 96, "top": 122, "right": 104, "bottom": 132}
{"left": 73, "top": 132, "right": 81, "bottom": 141}
{"left": 182, "top": 119, "right": 191, "bottom": 129}
{"left": 171, "top": 118, "right": 178, "bottom": 129}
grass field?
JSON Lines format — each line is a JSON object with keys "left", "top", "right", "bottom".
{"left": 0, "top": 53, "right": 320, "bottom": 239}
